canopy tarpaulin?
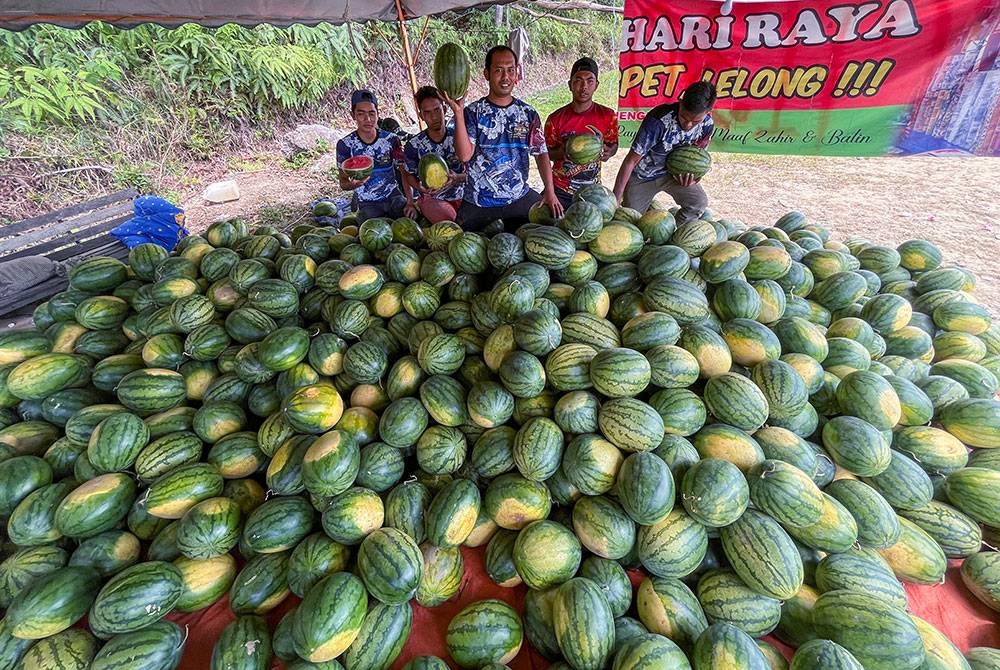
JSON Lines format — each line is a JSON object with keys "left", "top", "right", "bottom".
{"left": 0, "top": 0, "right": 511, "bottom": 30}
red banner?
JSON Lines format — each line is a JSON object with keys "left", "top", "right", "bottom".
{"left": 618, "top": 0, "right": 1000, "bottom": 155}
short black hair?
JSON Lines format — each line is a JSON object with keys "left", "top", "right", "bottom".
{"left": 415, "top": 85, "right": 443, "bottom": 107}
{"left": 485, "top": 45, "right": 518, "bottom": 71}
{"left": 379, "top": 117, "right": 402, "bottom": 133}
{"left": 681, "top": 82, "right": 717, "bottom": 114}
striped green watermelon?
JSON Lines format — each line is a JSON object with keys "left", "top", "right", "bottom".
{"left": 812, "top": 589, "right": 925, "bottom": 670}
{"left": 790, "top": 639, "right": 864, "bottom": 670}
{"left": 513, "top": 519, "right": 582, "bottom": 590}
{"left": 446, "top": 599, "right": 523, "bottom": 668}
{"left": 719, "top": 509, "right": 803, "bottom": 600}
{"left": 703, "top": 373, "right": 770, "bottom": 432}
{"left": 616, "top": 451, "right": 674, "bottom": 526}
{"left": 636, "top": 508, "right": 708, "bottom": 580}
{"left": 343, "top": 602, "right": 413, "bottom": 670}
{"left": 814, "top": 548, "right": 908, "bottom": 610}
{"left": 681, "top": 458, "right": 749, "bottom": 528}
{"left": 0, "top": 545, "right": 68, "bottom": 610}
{"left": 54, "top": 472, "right": 136, "bottom": 539}
{"left": 944, "top": 467, "right": 1000, "bottom": 526}
{"left": 426, "top": 478, "right": 480, "bottom": 548}
{"left": 230, "top": 551, "right": 291, "bottom": 615}
{"left": 691, "top": 622, "right": 771, "bottom": 669}
{"left": 320, "top": 486, "right": 384, "bottom": 545}
{"left": 635, "top": 576, "right": 708, "bottom": 651}
{"left": 552, "top": 578, "right": 615, "bottom": 670}
{"left": 878, "top": 517, "right": 947, "bottom": 585}
{"left": 90, "top": 621, "right": 187, "bottom": 670}
{"left": 696, "top": 568, "right": 781, "bottom": 638}
{"left": 357, "top": 527, "right": 424, "bottom": 604}
{"left": 4, "top": 566, "right": 102, "bottom": 639}
{"left": 68, "top": 529, "right": 141, "bottom": 578}
{"left": 571, "top": 495, "right": 636, "bottom": 560}
{"left": 173, "top": 554, "right": 237, "bottom": 612}
{"left": 88, "top": 560, "right": 184, "bottom": 637}
{"left": 611, "top": 633, "right": 690, "bottom": 670}
{"left": 212, "top": 615, "right": 272, "bottom": 670}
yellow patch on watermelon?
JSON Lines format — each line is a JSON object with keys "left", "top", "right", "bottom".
{"left": 305, "top": 627, "right": 364, "bottom": 662}
{"left": 463, "top": 516, "right": 499, "bottom": 547}
{"left": 422, "top": 162, "right": 449, "bottom": 190}
{"left": 443, "top": 506, "right": 479, "bottom": 545}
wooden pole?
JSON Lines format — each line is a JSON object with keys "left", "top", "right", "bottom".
{"left": 395, "top": 0, "right": 419, "bottom": 98}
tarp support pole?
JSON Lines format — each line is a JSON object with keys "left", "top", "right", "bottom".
{"left": 396, "top": 0, "right": 420, "bottom": 98}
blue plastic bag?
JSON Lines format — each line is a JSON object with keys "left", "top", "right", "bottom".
{"left": 110, "top": 195, "right": 189, "bottom": 251}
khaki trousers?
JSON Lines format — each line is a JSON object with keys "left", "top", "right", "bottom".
{"left": 623, "top": 175, "right": 708, "bottom": 224}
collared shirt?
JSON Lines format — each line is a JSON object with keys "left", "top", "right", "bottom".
{"left": 403, "top": 127, "right": 465, "bottom": 202}
{"left": 463, "top": 97, "right": 547, "bottom": 207}
{"left": 544, "top": 101, "right": 619, "bottom": 194}
{"left": 631, "top": 102, "right": 714, "bottom": 183}
{"left": 335, "top": 129, "right": 404, "bottom": 203}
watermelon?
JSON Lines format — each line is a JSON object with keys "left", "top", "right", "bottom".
{"left": 433, "top": 42, "right": 471, "bottom": 101}
{"left": 357, "top": 527, "right": 424, "bottom": 604}
{"left": 342, "top": 155, "right": 375, "bottom": 180}
{"left": 88, "top": 560, "right": 184, "bottom": 636}
{"left": 447, "top": 599, "right": 523, "bottom": 668}
{"left": 636, "top": 508, "right": 708, "bottom": 580}
{"left": 811, "top": 590, "right": 925, "bottom": 670}
{"left": 343, "top": 602, "right": 413, "bottom": 670}
{"left": 719, "top": 509, "right": 803, "bottom": 600}
{"left": 681, "top": 458, "right": 749, "bottom": 528}
{"left": 4, "top": 566, "right": 102, "bottom": 639}
{"left": 513, "top": 519, "right": 582, "bottom": 590}
{"left": 696, "top": 568, "right": 781, "bottom": 637}
{"left": 691, "top": 622, "right": 771, "bottom": 669}
{"left": 90, "top": 621, "right": 187, "bottom": 670}
{"left": 565, "top": 132, "right": 604, "bottom": 164}
{"left": 635, "top": 576, "right": 708, "bottom": 651}
{"left": 553, "top": 578, "right": 615, "bottom": 670}
{"left": 790, "top": 639, "right": 864, "bottom": 670}
{"left": 665, "top": 145, "right": 711, "bottom": 179}
{"left": 212, "top": 615, "right": 272, "bottom": 670}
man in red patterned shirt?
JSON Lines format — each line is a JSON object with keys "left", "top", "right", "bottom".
{"left": 544, "top": 57, "right": 620, "bottom": 208}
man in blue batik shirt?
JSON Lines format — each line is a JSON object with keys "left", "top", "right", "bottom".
{"left": 443, "top": 45, "right": 564, "bottom": 232}
{"left": 402, "top": 85, "right": 466, "bottom": 224}
{"left": 613, "top": 81, "right": 717, "bottom": 224}
{"left": 336, "top": 89, "right": 406, "bottom": 221}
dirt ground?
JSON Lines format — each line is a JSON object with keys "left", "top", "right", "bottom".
{"left": 178, "top": 151, "right": 1000, "bottom": 316}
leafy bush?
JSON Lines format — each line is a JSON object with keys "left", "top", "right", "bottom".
{"left": 0, "top": 22, "right": 365, "bottom": 127}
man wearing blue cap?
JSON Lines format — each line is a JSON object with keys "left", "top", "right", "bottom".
{"left": 336, "top": 89, "right": 407, "bottom": 221}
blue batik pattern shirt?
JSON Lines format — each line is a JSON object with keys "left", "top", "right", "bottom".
{"left": 336, "top": 130, "right": 404, "bottom": 203}
{"left": 463, "top": 97, "right": 547, "bottom": 208}
{"left": 403, "top": 128, "right": 465, "bottom": 202}
{"left": 631, "top": 102, "right": 714, "bottom": 183}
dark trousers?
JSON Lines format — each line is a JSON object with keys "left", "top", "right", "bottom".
{"left": 554, "top": 187, "right": 575, "bottom": 209}
{"left": 456, "top": 189, "right": 541, "bottom": 233}
{"left": 355, "top": 194, "right": 406, "bottom": 222}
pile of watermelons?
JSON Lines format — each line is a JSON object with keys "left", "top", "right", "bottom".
{"left": 2, "top": 181, "right": 1000, "bottom": 670}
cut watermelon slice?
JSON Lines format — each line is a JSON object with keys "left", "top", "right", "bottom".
{"left": 342, "top": 155, "right": 375, "bottom": 180}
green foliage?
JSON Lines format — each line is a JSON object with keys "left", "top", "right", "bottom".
{"left": 0, "top": 65, "right": 115, "bottom": 125}
{"left": 0, "top": 22, "right": 365, "bottom": 128}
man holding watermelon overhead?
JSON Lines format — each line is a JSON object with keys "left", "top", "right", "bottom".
{"left": 401, "top": 86, "right": 467, "bottom": 224}
{"left": 336, "top": 89, "right": 407, "bottom": 222}
{"left": 613, "top": 81, "right": 717, "bottom": 223}
{"left": 544, "top": 57, "right": 620, "bottom": 207}
{"left": 443, "top": 45, "right": 564, "bottom": 232}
